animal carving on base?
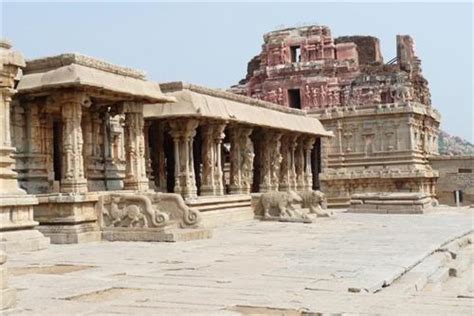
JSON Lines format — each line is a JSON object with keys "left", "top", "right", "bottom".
{"left": 99, "top": 194, "right": 169, "bottom": 228}
{"left": 299, "top": 190, "right": 333, "bottom": 217}
{"left": 259, "top": 191, "right": 305, "bottom": 220}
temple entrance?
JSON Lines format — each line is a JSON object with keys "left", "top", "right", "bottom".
{"left": 52, "top": 121, "right": 62, "bottom": 182}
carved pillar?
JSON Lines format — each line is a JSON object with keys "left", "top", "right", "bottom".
{"left": 279, "top": 134, "right": 297, "bottom": 191}
{"left": 169, "top": 119, "right": 199, "bottom": 199}
{"left": 200, "top": 123, "right": 226, "bottom": 196}
{"left": 123, "top": 102, "right": 149, "bottom": 191}
{"left": 143, "top": 120, "right": 154, "bottom": 190}
{"left": 58, "top": 92, "right": 89, "bottom": 193}
{"left": 82, "top": 109, "right": 93, "bottom": 180}
{"left": 156, "top": 123, "right": 167, "bottom": 192}
{"left": 260, "top": 130, "right": 282, "bottom": 192}
{"left": 0, "top": 76, "right": 24, "bottom": 194}
{"left": 229, "top": 126, "right": 254, "bottom": 194}
{"left": 289, "top": 136, "right": 298, "bottom": 191}
{"left": 303, "top": 137, "right": 316, "bottom": 191}
{"left": 295, "top": 136, "right": 306, "bottom": 191}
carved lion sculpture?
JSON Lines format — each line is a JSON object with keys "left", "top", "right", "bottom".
{"left": 260, "top": 190, "right": 303, "bottom": 219}
{"left": 299, "top": 190, "right": 333, "bottom": 217}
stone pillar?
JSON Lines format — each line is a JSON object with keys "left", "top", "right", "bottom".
{"left": 303, "top": 137, "right": 316, "bottom": 191}
{"left": 169, "top": 119, "right": 199, "bottom": 199}
{"left": 123, "top": 102, "right": 149, "bottom": 191}
{"left": 200, "top": 122, "right": 226, "bottom": 196}
{"left": 289, "top": 137, "right": 298, "bottom": 191}
{"left": 143, "top": 120, "right": 155, "bottom": 190}
{"left": 259, "top": 130, "right": 282, "bottom": 192}
{"left": 0, "top": 40, "right": 49, "bottom": 252}
{"left": 279, "top": 134, "right": 297, "bottom": 191}
{"left": 154, "top": 123, "right": 167, "bottom": 192}
{"left": 229, "top": 126, "right": 254, "bottom": 194}
{"left": 58, "top": 92, "right": 89, "bottom": 193}
{"left": 295, "top": 136, "right": 306, "bottom": 191}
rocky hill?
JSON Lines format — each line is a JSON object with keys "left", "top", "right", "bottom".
{"left": 438, "top": 130, "right": 474, "bottom": 156}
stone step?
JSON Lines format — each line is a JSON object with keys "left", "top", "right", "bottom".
{"left": 199, "top": 207, "right": 255, "bottom": 228}
{"left": 381, "top": 252, "right": 451, "bottom": 296}
{"left": 186, "top": 194, "right": 251, "bottom": 206}
{"left": 195, "top": 201, "right": 252, "bottom": 212}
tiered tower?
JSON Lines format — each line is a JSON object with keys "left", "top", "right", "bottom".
{"left": 232, "top": 25, "right": 440, "bottom": 207}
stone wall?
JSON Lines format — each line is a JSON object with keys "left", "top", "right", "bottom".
{"left": 430, "top": 156, "right": 474, "bottom": 206}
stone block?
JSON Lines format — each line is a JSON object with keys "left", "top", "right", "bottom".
{"left": 0, "top": 230, "right": 50, "bottom": 253}
{"left": 102, "top": 227, "right": 212, "bottom": 242}
{"left": 38, "top": 223, "right": 101, "bottom": 244}
{"left": 348, "top": 192, "right": 433, "bottom": 214}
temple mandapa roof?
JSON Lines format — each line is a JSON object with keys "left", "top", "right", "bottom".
{"left": 17, "top": 53, "right": 174, "bottom": 103}
{"left": 144, "top": 82, "right": 333, "bottom": 137}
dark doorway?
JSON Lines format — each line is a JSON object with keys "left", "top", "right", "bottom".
{"left": 311, "top": 138, "right": 322, "bottom": 190}
{"left": 164, "top": 129, "right": 175, "bottom": 193}
{"left": 52, "top": 121, "right": 62, "bottom": 181}
{"left": 288, "top": 89, "right": 302, "bottom": 109}
{"left": 251, "top": 130, "right": 262, "bottom": 193}
{"left": 193, "top": 127, "right": 202, "bottom": 196}
{"left": 290, "top": 46, "right": 301, "bottom": 62}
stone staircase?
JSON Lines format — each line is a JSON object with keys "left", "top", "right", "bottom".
{"left": 381, "top": 233, "right": 473, "bottom": 296}
{"left": 186, "top": 194, "right": 255, "bottom": 228}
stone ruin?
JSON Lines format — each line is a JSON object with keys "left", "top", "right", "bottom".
{"left": 0, "top": 23, "right": 455, "bottom": 312}
{"left": 231, "top": 25, "right": 440, "bottom": 208}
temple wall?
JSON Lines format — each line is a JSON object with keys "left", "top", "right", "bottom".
{"left": 430, "top": 156, "right": 474, "bottom": 206}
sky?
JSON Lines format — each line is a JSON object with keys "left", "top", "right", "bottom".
{"left": 1, "top": 1, "right": 473, "bottom": 142}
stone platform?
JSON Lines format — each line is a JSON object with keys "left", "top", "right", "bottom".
{"left": 4, "top": 208, "right": 473, "bottom": 315}
{"left": 0, "top": 195, "right": 50, "bottom": 253}
{"left": 102, "top": 227, "right": 212, "bottom": 242}
{"left": 348, "top": 192, "right": 434, "bottom": 214}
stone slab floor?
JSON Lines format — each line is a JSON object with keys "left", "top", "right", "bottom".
{"left": 3, "top": 208, "right": 474, "bottom": 315}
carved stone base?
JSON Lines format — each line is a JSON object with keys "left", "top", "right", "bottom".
{"left": 0, "top": 195, "right": 49, "bottom": 253}
{"left": 34, "top": 193, "right": 101, "bottom": 244}
{"left": 0, "top": 251, "right": 16, "bottom": 311}
{"left": 0, "top": 230, "right": 50, "bottom": 253}
{"left": 348, "top": 192, "right": 434, "bottom": 214}
{"left": 261, "top": 215, "right": 313, "bottom": 224}
{"left": 97, "top": 191, "right": 207, "bottom": 242}
{"left": 37, "top": 223, "right": 101, "bottom": 244}
{"left": 102, "top": 227, "right": 212, "bottom": 242}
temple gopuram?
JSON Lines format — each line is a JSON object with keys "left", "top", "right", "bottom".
{"left": 231, "top": 25, "right": 440, "bottom": 207}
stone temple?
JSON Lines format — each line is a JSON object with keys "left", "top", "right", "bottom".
{"left": 231, "top": 25, "right": 440, "bottom": 208}
{"left": 0, "top": 23, "right": 473, "bottom": 314}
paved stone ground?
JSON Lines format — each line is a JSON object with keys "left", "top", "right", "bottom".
{"left": 3, "top": 208, "right": 474, "bottom": 315}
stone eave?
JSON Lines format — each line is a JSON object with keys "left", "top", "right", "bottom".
{"left": 145, "top": 81, "right": 333, "bottom": 137}
{"left": 17, "top": 63, "right": 175, "bottom": 104}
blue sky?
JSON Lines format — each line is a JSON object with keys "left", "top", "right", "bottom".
{"left": 1, "top": 2, "right": 472, "bottom": 141}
